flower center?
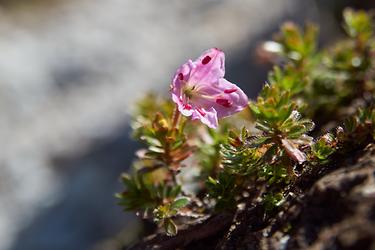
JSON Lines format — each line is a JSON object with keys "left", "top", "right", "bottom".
{"left": 183, "top": 85, "right": 198, "bottom": 99}
{"left": 182, "top": 83, "right": 233, "bottom": 108}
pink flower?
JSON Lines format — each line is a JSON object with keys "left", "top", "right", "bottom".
{"left": 171, "top": 48, "right": 248, "bottom": 129}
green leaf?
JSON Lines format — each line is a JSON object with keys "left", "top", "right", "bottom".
{"left": 249, "top": 102, "right": 261, "bottom": 115}
{"left": 207, "top": 176, "right": 217, "bottom": 185}
{"left": 343, "top": 8, "right": 373, "bottom": 42}
{"left": 164, "top": 218, "right": 178, "bottom": 236}
{"left": 263, "top": 192, "right": 284, "bottom": 212}
{"left": 148, "top": 146, "right": 165, "bottom": 153}
{"left": 171, "top": 197, "right": 189, "bottom": 210}
{"left": 140, "top": 136, "right": 162, "bottom": 147}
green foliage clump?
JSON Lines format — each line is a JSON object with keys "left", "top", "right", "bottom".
{"left": 311, "top": 133, "right": 337, "bottom": 164}
{"left": 263, "top": 8, "right": 374, "bottom": 122}
{"left": 274, "top": 22, "right": 318, "bottom": 63}
{"left": 117, "top": 9, "right": 375, "bottom": 236}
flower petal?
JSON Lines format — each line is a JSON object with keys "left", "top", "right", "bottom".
{"left": 192, "top": 107, "right": 218, "bottom": 129}
{"left": 171, "top": 59, "right": 194, "bottom": 94}
{"left": 212, "top": 79, "right": 248, "bottom": 118}
{"left": 189, "top": 48, "right": 225, "bottom": 84}
{"left": 172, "top": 94, "right": 194, "bottom": 116}
{"left": 171, "top": 60, "right": 195, "bottom": 116}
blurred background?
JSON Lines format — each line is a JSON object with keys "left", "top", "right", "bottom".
{"left": 0, "top": 0, "right": 373, "bottom": 249}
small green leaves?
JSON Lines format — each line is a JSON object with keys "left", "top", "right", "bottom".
{"left": 338, "top": 107, "right": 375, "bottom": 147}
{"left": 153, "top": 197, "right": 190, "bottom": 236}
{"left": 263, "top": 192, "right": 284, "bottom": 213}
{"left": 137, "top": 111, "right": 193, "bottom": 169}
{"left": 311, "top": 133, "right": 336, "bottom": 164}
{"left": 220, "top": 131, "right": 261, "bottom": 176}
{"left": 117, "top": 173, "right": 182, "bottom": 213}
{"left": 249, "top": 81, "right": 314, "bottom": 168}
{"left": 259, "top": 164, "right": 288, "bottom": 185}
{"left": 250, "top": 84, "right": 297, "bottom": 126}
{"left": 280, "top": 110, "right": 314, "bottom": 139}
{"left": 343, "top": 8, "right": 373, "bottom": 43}
{"left": 153, "top": 198, "right": 190, "bottom": 218}
{"left": 268, "top": 65, "right": 307, "bottom": 95}
{"left": 274, "top": 22, "right": 318, "bottom": 62}
{"left": 262, "top": 9, "right": 374, "bottom": 122}
{"left": 118, "top": 95, "right": 195, "bottom": 235}
{"left": 164, "top": 218, "right": 178, "bottom": 236}
{"left": 171, "top": 197, "right": 190, "bottom": 210}
{"left": 206, "top": 172, "right": 238, "bottom": 211}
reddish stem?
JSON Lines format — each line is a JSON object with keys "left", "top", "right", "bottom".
{"left": 172, "top": 105, "right": 181, "bottom": 129}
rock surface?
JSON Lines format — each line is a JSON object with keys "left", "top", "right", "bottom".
{"left": 284, "top": 145, "right": 375, "bottom": 250}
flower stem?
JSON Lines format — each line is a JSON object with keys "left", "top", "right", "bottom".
{"left": 172, "top": 105, "right": 181, "bottom": 129}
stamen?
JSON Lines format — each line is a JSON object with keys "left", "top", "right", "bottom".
{"left": 224, "top": 88, "right": 237, "bottom": 94}
{"left": 216, "top": 98, "right": 232, "bottom": 107}
{"left": 202, "top": 56, "right": 211, "bottom": 65}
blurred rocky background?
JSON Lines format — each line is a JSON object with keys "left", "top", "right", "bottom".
{"left": 0, "top": 0, "right": 372, "bottom": 250}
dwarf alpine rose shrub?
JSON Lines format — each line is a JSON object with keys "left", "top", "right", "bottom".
{"left": 117, "top": 9, "right": 374, "bottom": 237}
